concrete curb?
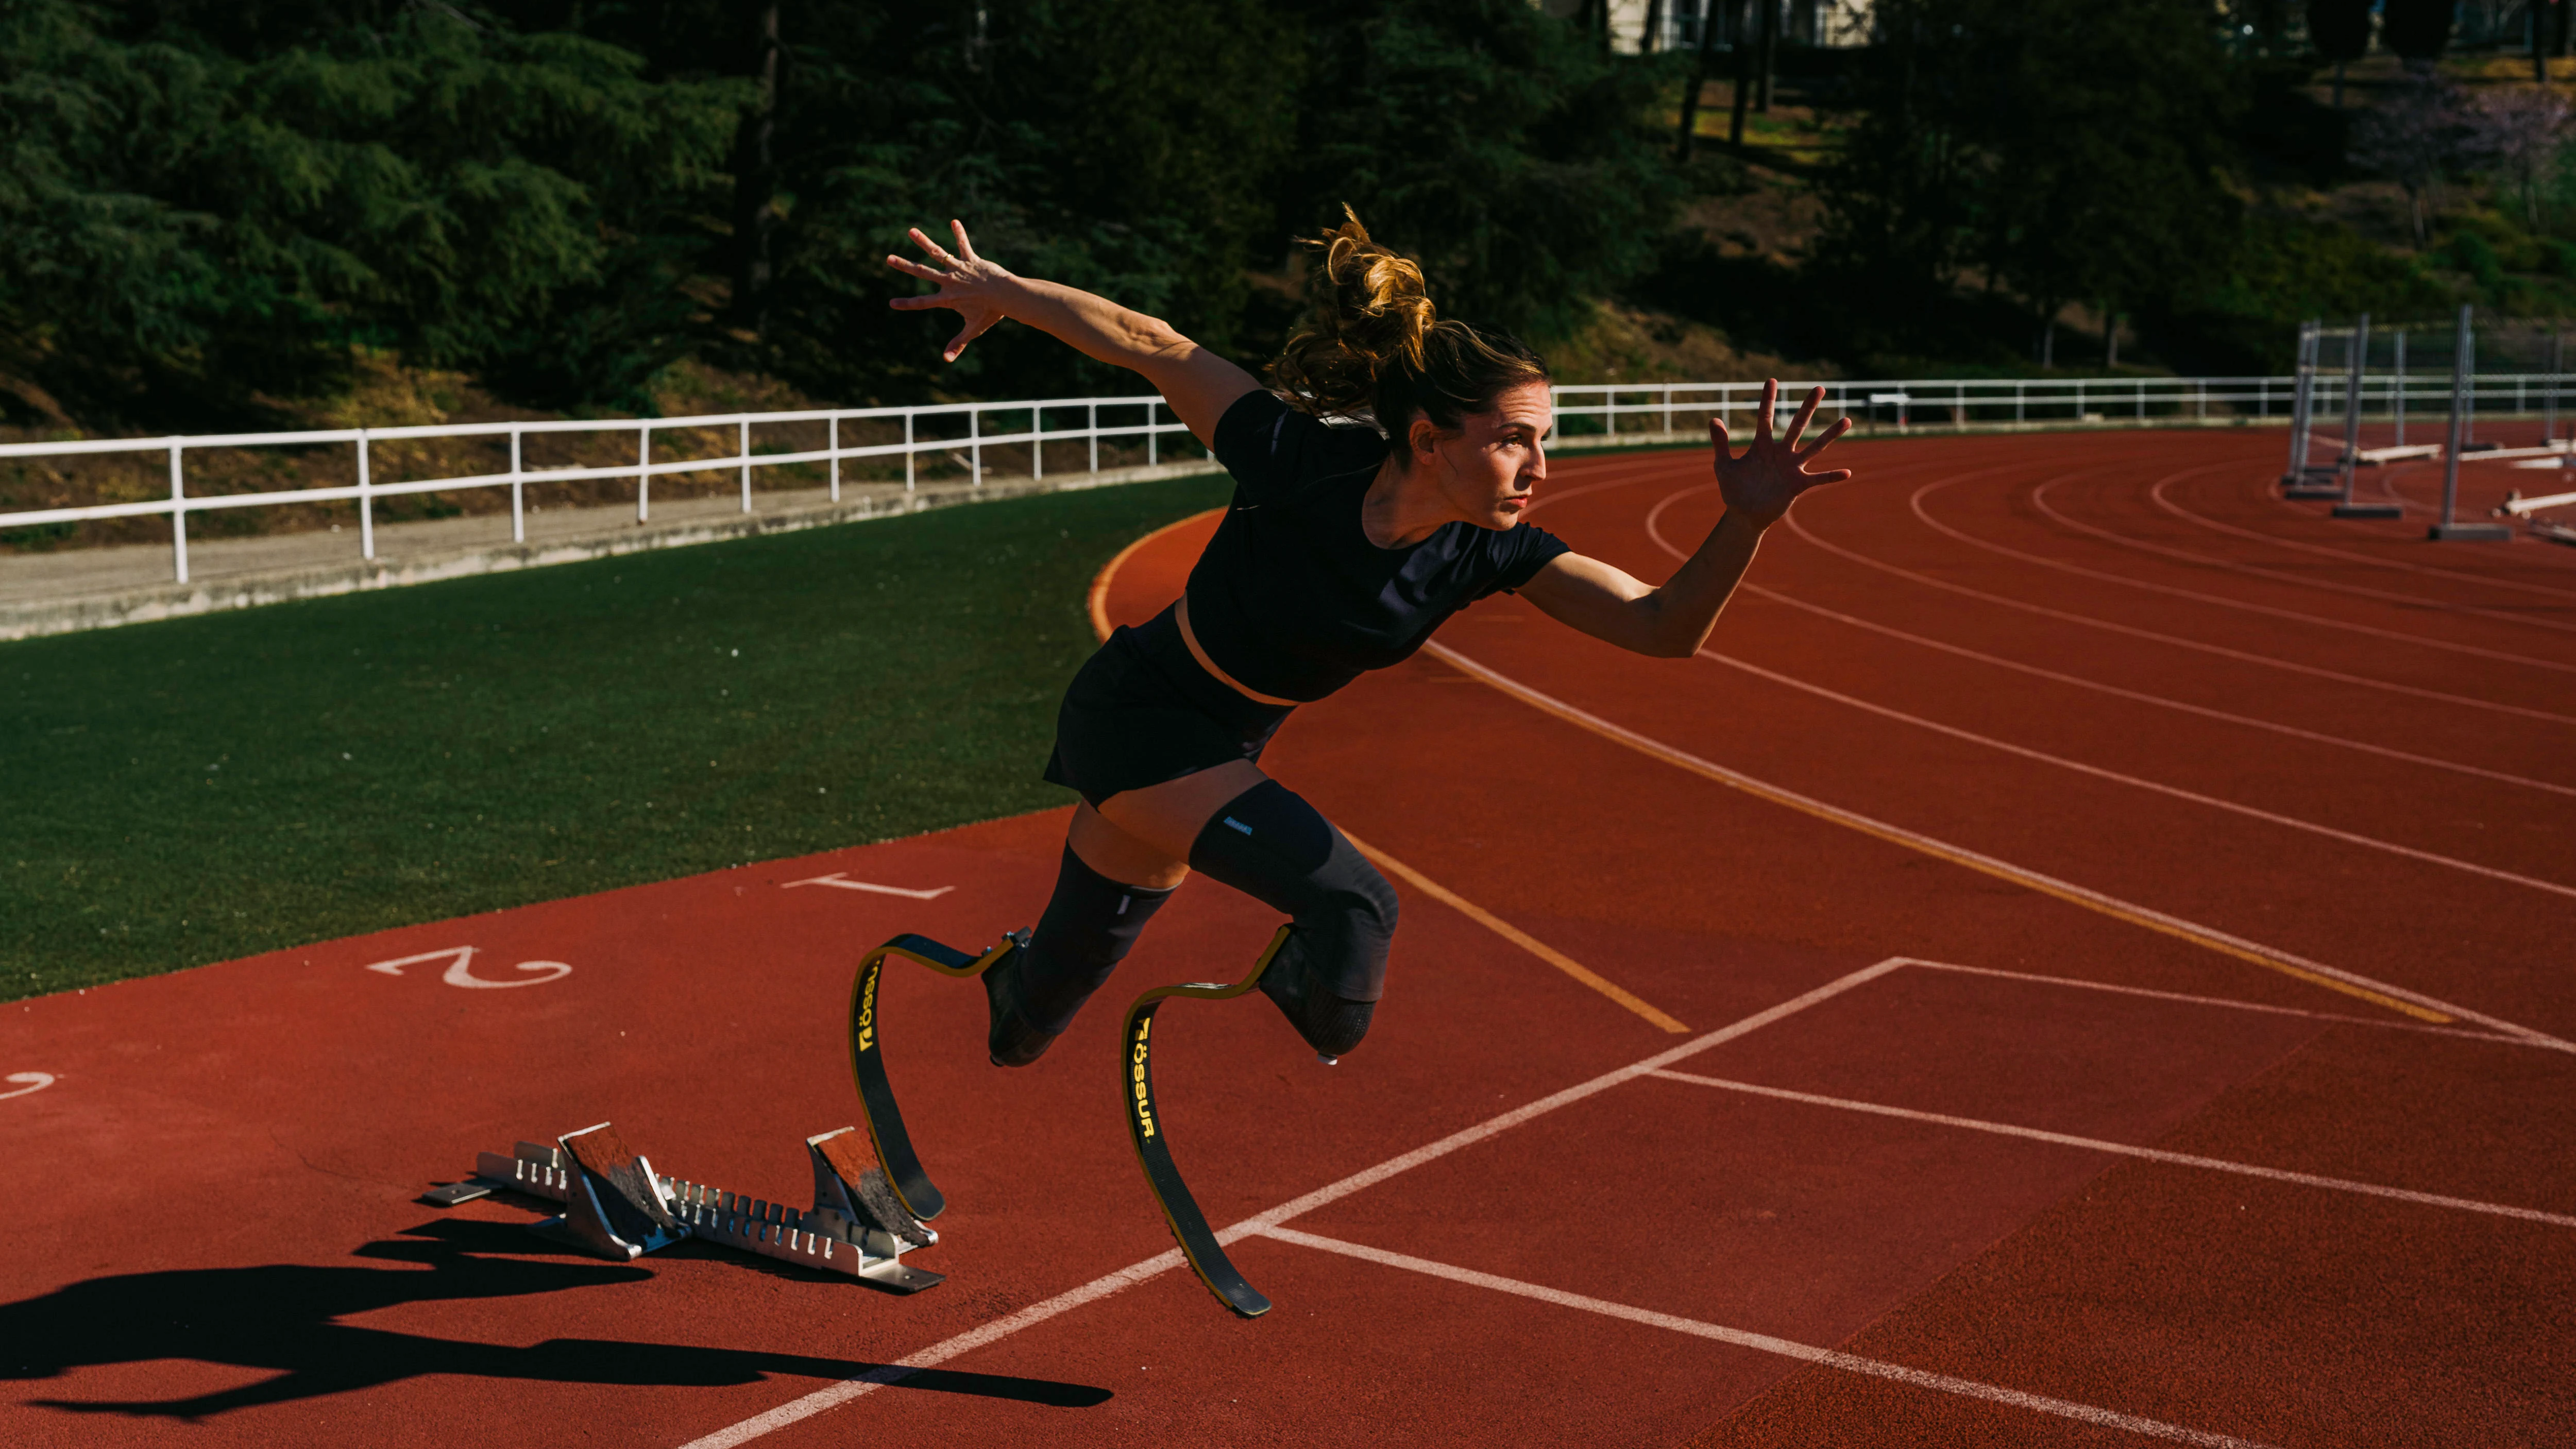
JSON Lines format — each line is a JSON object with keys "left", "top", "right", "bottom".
{"left": 0, "top": 457, "right": 1225, "bottom": 642}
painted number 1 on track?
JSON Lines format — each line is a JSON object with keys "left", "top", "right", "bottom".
{"left": 365, "top": 945, "right": 572, "bottom": 990}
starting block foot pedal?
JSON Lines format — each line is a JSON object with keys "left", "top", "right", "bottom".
{"left": 531, "top": 1122, "right": 687, "bottom": 1260}
{"left": 2331, "top": 503, "right": 2404, "bottom": 519}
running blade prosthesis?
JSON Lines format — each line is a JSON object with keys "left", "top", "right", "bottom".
{"left": 1121, "top": 924, "right": 1297, "bottom": 1320}
{"left": 847, "top": 931, "right": 1020, "bottom": 1223}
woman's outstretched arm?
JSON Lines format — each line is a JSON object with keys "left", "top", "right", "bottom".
{"left": 886, "top": 220, "right": 1260, "bottom": 446}
{"left": 1519, "top": 381, "right": 1853, "bottom": 658}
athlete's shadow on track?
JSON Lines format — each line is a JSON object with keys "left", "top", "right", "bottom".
{"left": 5, "top": 1219, "right": 1111, "bottom": 1419}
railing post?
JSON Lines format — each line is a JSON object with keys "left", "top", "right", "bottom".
{"left": 358, "top": 430, "right": 374, "bottom": 560}
{"left": 829, "top": 415, "right": 840, "bottom": 502}
{"left": 971, "top": 407, "right": 983, "bottom": 486}
{"left": 638, "top": 423, "right": 652, "bottom": 522}
{"left": 510, "top": 428, "right": 525, "bottom": 542}
{"left": 1032, "top": 404, "right": 1044, "bottom": 480}
{"left": 168, "top": 441, "right": 188, "bottom": 583}
{"left": 904, "top": 412, "right": 916, "bottom": 492}
{"left": 1089, "top": 403, "right": 1100, "bottom": 471}
{"left": 1663, "top": 387, "right": 1673, "bottom": 435}
{"left": 1147, "top": 401, "right": 1158, "bottom": 467}
{"left": 739, "top": 416, "right": 752, "bottom": 513}
{"left": 2015, "top": 383, "right": 2025, "bottom": 423}
{"left": 2549, "top": 333, "right": 2563, "bottom": 444}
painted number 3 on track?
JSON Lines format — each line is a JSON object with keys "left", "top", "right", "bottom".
{"left": 365, "top": 945, "right": 572, "bottom": 990}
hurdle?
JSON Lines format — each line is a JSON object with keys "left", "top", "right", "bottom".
{"left": 2429, "top": 305, "right": 2516, "bottom": 541}
{"left": 430, "top": 1120, "right": 944, "bottom": 1291}
{"left": 2286, "top": 307, "right": 2568, "bottom": 537}
{"left": 2280, "top": 320, "right": 2345, "bottom": 497}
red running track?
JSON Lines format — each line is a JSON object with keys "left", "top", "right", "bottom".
{"left": 4, "top": 428, "right": 2571, "bottom": 1446}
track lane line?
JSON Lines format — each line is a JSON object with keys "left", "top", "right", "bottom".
{"left": 1641, "top": 481, "right": 2576, "bottom": 797}
{"left": 1781, "top": 489, "right": 2576, "bottom": 726}
{"left": 1747, "top": 583, "right": 2576, "bottom": 796}
{"left": 1648, "top": 1070, "right": 2576, "bottom": 1229}
{"left": 1256, "top": 1226, "right": 2275, "bottom": 1449}
{"left": 2033, "top": 470, "right": 2576, "bottom": 638}
{"left": 1422, "top": 639, "right": 2576, "bottom": 1051}
{"left": 1653, "top": 487, "right": 2576, "bottom": 832}
{"left": 1694, "top": 646, "right": 2576, "bottom": 900}
{"left": 1914, "top": 471, "right": 2576, "bottom": 675}
{"left": 1346, "top": 832, "right": 1690, "bottom": 1033}
{"left": 2156, "top": 472, "right": 2576, "bottom": 601}
{"left": 1901, "top": 959, "right": 2528, "bottom": 1047}
{"left": 675, "top": 960, "right": 1911, "bottom": 1447}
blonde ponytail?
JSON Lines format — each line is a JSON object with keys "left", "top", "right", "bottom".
{"left": 1268, "top": 208, "right": 1549, "bottom": 462}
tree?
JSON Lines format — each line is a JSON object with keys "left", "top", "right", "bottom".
{"left": 2308, "top": 0, "right": 2370, "bottom": 107}
{"left": 1811, "top": 0, "right": 2239, "bottom": 365}
{"left": 1278, "top": 0, "right": 1683, "bottom": 344}
{"left": 2474, "top": 87, "right": 2570, "bottom": 227}
{"left": 0, "top": 1, "right": 741, "bottom": 421}
{"left": 2348, "top": 72, "right": 2482, "bottom": 243}
{"left": 2380, "top": 0, "right": 2453, "bottom": 64}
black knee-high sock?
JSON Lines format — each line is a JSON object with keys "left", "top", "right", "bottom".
{"left": 1015, "top": 846, "right": 1176, "bottom": 1034}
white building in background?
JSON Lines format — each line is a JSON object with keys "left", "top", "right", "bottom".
{"left": 1538, "top": 0, "right": 1876, "bottom": 55}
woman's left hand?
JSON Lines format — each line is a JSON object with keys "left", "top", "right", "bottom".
{"left": 1711, "top": 380, "right": 1853, "bottom": 527}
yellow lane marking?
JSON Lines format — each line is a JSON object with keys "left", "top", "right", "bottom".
{"left": 1423, "top": 641, "right": 2472, "bottom": 1029}
{"left": 1088, "top": 507, "right": 1224, "bottom": 643}
{"left": 1347, "top": 832, "right": 1690, "bottom": 1034}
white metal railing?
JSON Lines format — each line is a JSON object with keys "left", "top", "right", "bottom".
{"left": 18, "top": 370, "right": 2567, "bottom": 586}
{"left": 1546, "top": 375, "right": 2305, "bottom": 437}
{"left": 0, "top": 397, "right": 1201, "bottom": 584}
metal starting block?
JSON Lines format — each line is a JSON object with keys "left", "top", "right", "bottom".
{"left": 429, "top": 1121, "right": 943, "bottom": 1292}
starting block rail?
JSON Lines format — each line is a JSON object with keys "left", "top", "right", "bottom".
{"left": 430, "top": 1121, "right": 943, "bottom": 1293}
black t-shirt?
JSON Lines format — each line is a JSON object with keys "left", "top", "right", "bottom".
{"left": 1184, "top": 389, "right": 1571, "bottom": 703}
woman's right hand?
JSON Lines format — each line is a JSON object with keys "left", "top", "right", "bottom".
{"left": 886, "top": 221, "right": 1019, "bottom": 363}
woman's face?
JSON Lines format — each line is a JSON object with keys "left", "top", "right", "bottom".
{"left": 1408, "top": 381, "right": 1553, "bottom": 530}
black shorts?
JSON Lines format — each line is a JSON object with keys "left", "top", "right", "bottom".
{"left": 1044, "top": 605, "right": 1294, "bottom": 809}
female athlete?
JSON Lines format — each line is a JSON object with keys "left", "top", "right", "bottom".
{"left": 885, "top": 212, "right": 1852, "bottom": 1068}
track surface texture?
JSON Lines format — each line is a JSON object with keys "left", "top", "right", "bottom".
{"left": 6, "top": 428, "right": 2571, "bottom": 1446}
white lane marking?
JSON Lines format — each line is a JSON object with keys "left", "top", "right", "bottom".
{"left": 1424, "top": 639, "right": 2574, "bottom": 1054}
{"left": 1784, "top": 496, "right": 2576, "bottom": 727}
{"left": 2155, "top": 472, "right": 2576, "bottom": 603}
{"left": 1924, "top": 470, "right": 2576, "bottom": 674}
{"left": 2, "top": 1072, "right": 56, "bottom": 1101}
{"left": 1258, "top": 1225, "right": 2273, "bottom": 1449}
{"left": 674, "top": 1249, "right": 1187, "bottom": 1449}
{"left": 1902, "top": 959, "right": 2524, "bottom": 1046}
{"left": 1696, "top": 646, "right": 2576, "bottom": 901}
{"left": 1649, "top": 1070, "right": 2576, "bottom": 1229}
{"left": 2036, "top": 469, "right": 2576, "bottom": 636}
{"left": 1648, "top": 487, "right": 2576, "bottom": 799}
{"left": 781, "top": 873, "right": 955, "bottom": 900}
{"left": 1752, "top": 582, "right": 2576, "bottom": 796}
{"left": 673, "top": 959, "right": 1910, "bottom": 1447}
{"left": 364, "top": 946, "right": 572, "bottom": 989}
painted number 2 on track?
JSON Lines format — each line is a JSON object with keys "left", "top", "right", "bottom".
{"left": 365, "top": 945, "right": 572, "bottom": 990}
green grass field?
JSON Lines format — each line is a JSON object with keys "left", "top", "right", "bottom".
{"left": 1, "top": 475, "right": 1229, "bottom": 1001}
